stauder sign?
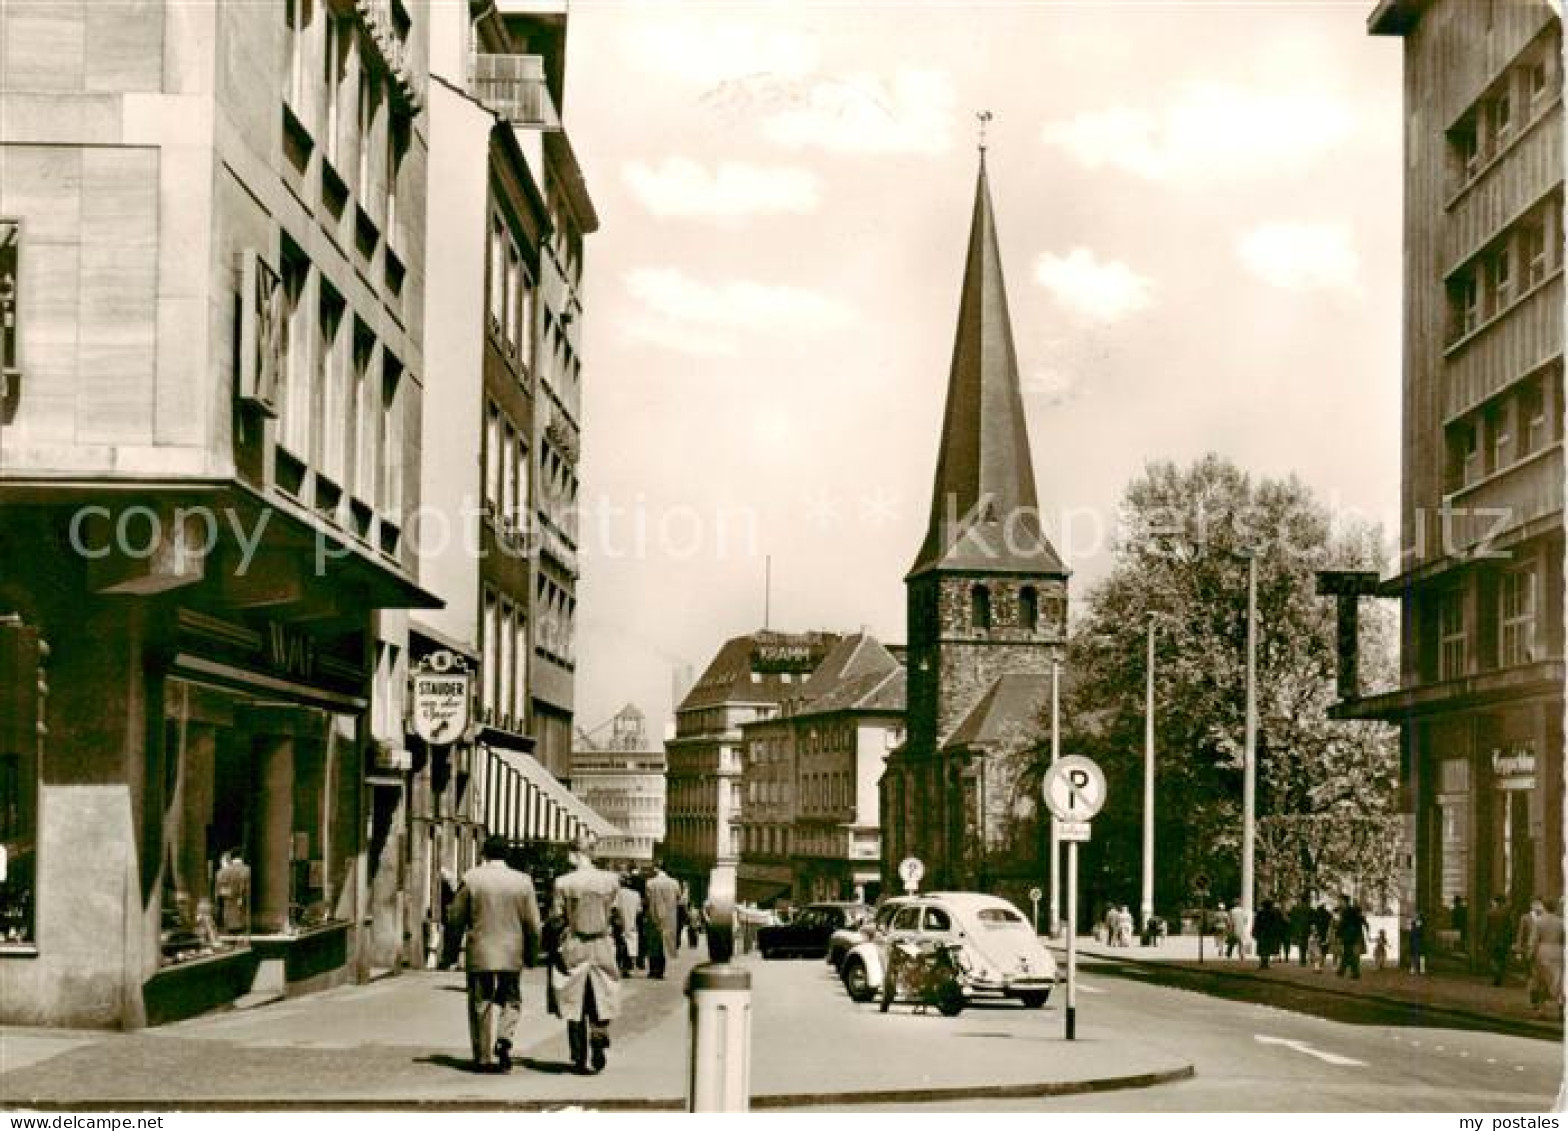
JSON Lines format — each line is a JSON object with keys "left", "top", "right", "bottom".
{"left": 411, "top": 670, "right": 472, "bottom": 745}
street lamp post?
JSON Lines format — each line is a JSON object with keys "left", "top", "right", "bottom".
{"left": 1240, "top": 551, "right": 1258, "bottom": 948}
{"left": 1048, "top": 657, "right": 1061, "bottom": 937}
{"left": 1141, "top": 614, "right": 1156, "bottom": 934}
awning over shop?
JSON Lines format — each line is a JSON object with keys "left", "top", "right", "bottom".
{"left": 484, "top": 745, "right": 619, "bottom": 843}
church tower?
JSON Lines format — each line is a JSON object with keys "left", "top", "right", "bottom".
{"left": 884, "top": 151, "right": 1070, "bottom": 895}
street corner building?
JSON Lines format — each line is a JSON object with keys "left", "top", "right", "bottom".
{"left": 878, "top": 154, "right": 1070, "bottom": 910}
{"left": 1325, "top": 0, "right": 1565, "bottom": 962}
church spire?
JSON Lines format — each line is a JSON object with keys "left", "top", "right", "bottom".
{"left": 909, "top": 153, "right": 1066, "bottom": 579}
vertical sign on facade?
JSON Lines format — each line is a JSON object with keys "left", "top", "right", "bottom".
{"left": 238, "top": 249, "right": 283, "bottom": 416}
{"left": 0, "top": 220, "right": 19, "bottom": 397}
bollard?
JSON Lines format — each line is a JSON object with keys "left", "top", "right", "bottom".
{"left": 686, "top": 963, "right": 751, "bottom": 1112}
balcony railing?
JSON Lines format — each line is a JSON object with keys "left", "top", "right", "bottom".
{"left": 470, "top": 53, "right": 560, "bottom": 128}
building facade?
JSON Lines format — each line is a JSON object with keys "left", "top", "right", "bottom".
{"left": 570, "top": 705, "right": 667, "bottom": 867}
{"left": 879, "top": 156, "right": 1070, "bottom": 909}
{"left": 738, "top": 633, "right": 905, "bottom": 906}
{"left": 405, "top": 0, "right": 603, "bottom": 969}
{"left": 0, "top": 0, "right": 434, "bottom": 1024}
{"left": 664, "top": 631, "right": 839, "bottom": 902}
{"left": 1337, "top": 0, "right": 1564, "bottom": 958}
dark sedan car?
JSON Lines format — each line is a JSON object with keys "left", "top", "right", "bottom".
{"left": 757, "top": 902, "right": 870, "bottom": 960}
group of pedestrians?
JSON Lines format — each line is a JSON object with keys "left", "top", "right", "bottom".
{"left": 443, "top": 833, "right": 703, "bottom": 1076}
{"left": 1483, "top": 894, "right": 1565, "bottom": 1015}
{"left": 1099, "top": 904, "right": 1136, "bottom": 947}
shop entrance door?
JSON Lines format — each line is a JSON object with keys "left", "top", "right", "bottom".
{"left": 1500, "top": 787, "right": 1537, "bottom": 911}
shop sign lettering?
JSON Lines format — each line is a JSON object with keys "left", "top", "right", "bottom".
{"left": 1491, "top": 744, "right": 1536, "bottom": 782}
{"left": 411, "top": 671, "right": 471, "bottom": 745}
{"left": 266, "top": 623, "right": 316, "bottom": 679}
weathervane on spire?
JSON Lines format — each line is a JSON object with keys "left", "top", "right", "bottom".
{"left": 976, "top": 110, "right": 993, "bottom": 153}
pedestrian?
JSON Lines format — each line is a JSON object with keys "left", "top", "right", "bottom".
{"left": 1483, "top": 894, "right": 1513, "bottom": 986}
{"left": 1225, "top": 902, "right": 1245, "bottom": 959}
{"left": 1408, "top": 909, "right": 1425, "bottom": 974}
{"left": 613, "top": 875, "right": 642, "bottom": 977}
{"left": 644, "top": 861, "right": 681, "bottom": 980}
{"left": 1289, "top": 899, "right": 1311, "bottom": 966}
{"left": 1526, "top": 897, "right": 1565, "bottom": 1017}
{"left": 1516, "top": 898, "right": 1544, "bottom": 973}
{"left": 1451, "top": 894, "right": 1469, "bottom": 950}
{"left": 1307, "top": 927, "right": 1325, "bottom": 972}
{"left": 1213, "top": 902, "right": 1230, "bottom": 953}
{"left": 446, "top": 834, "right": 541, "bottom": 1074}
{"left": 1334, "top": 893, "right": 1369, "bottom": 980}
{"left": 1115, "top": 904, "right": 1134, "bottom": 948}
{"left": 548, "top": 834, "right": 624, "bottom": 1075}
{"left": 1253, "top": 899, "right": 1288, "bottom": 969}
{"left": 1373, "top": 929, "right": 1390, "bottom": 970}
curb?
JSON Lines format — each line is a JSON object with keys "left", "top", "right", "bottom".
{"left": 1076, "top": 948, "right": 1563, "bottom": 1041}
{"left": 2, "top": 1063, "right": 1198, "bottom": 1112}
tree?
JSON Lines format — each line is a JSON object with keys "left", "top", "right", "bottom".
{"left": 1054, "top": 455, "right": 1400, "bottom": 917}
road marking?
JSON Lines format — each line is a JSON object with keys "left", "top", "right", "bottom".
{"left": 1076, "top": 983, "right": 1105, "bottom": 994}
{"left": 1254, "top": 1034, "right": 1366, "bottom": 1067}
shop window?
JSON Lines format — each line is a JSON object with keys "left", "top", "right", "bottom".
{"left": 0, "top": 618, "right": 44, "bottom": 948}
{"left": 159, "top": 680, "right": 357, "bottom": 964}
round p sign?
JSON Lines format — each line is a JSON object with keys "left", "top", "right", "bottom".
{"left": 1043, "top": 756, "right": 1107, "bottom": 823}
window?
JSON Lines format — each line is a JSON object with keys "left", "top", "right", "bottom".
{"left": 1487, "top": 399, "right": 1516, "bottom": 474}
{"left": 1456, "top": 271, "right": 1481, "bottom": 339}
{"left": 1499, "top": 567, "right": 1537, "bottom": 667}
{"left": 385, "top": 114, "right": 407, "bottom": 238}
{"left": 512, "top": 611, "right": 529, "bottom": 722}
{"left": 323, "top": 15, "right": 343, "bottom": 162}
{"left": 482, "top": 590, "right": 498, "bottom": 717}
{"left": 0, "top": 619, "right": 42, "bottom": 948}
{"left": 356, "top": 64, "right": 378, "bottom": 195}
{"left": 284, "top": 0, "right": 311, "bottom": 111}
{"left": 379, "top": 355, "right": 404, "bottom": 518}
{"left": 1520, "top": 376, "right": 1549, "bottom": 456}
{"left": 971, "top": 585, "right": 992, "bottom": 631}
{"left": 278, "top": 244, "right": 310, "bottom": 458}
{"left": 350, "top": 322, "right": 375, "bottom": 498}
{"left": 1438, "top": 588, "right": 1468, "bottom": 681}
{"left": 505, "top": 243, "right": 521, "bottom": 349}
{"left": 1448, "top": 418, "right": 1482, "bottom": 490}
{"left": 488, "top": 216, "right": 506, "bottom": 330}
{"left": 484, "top": 402, "right": 502, "bottom": 508}
{"left": 1494, "top": 90, "right": 1514, "bottom": 149}
{"left": 315, "top": 285, "right": 346, "bottom": 479}
{"left": 500, "top": 420, "right": 517, "bottom": 525}
{"left": 497, "top": 598, "right": 515, "bottom": 728}
{"left": 1020, "top": 586, "right": 1039, "bottom": 631}
{"left": 1489, "top": 249, "right": 1513, "bottom": 314}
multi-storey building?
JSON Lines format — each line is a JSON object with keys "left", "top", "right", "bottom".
{"left": 739, "top": 633, "right": 905, "bottom": 906}
{"left": 880, "top": 154, "right": 1070, "bottom": 911}
{"left": 405, "top": 0, "right": 604, "bottom": 954}
{"left": 665, "top": 631, "right": 839, "bottom": 902}
{"left": 1333, "top": 1, "right": 1564, "bottom": 956}
{"left": 0, "top": 0, "right": 434, "bottom": 1024}
{"left": 570, "top": 705, "right": 667, "bottom": 867}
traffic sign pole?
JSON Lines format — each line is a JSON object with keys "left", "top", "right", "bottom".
{"left": 1066, "top": 839, "right": 1078, "bottom": 1041}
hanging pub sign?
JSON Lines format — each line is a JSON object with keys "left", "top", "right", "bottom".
{"left": 410, "top": 650, "right": 472, "bottom": 746}
{"left": 1, "top": 219, "right": 19, "bottom": 397}
{"left": 237, "top": 249, "right": 283, "bottom": 416}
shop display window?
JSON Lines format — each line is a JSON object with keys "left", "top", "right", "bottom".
{"left": 159, "top": 679, "right": 360, "bottom": 965}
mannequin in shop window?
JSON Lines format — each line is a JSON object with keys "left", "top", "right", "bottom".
{"left": 215, "top": 849, "right": 251, "bottom": 934}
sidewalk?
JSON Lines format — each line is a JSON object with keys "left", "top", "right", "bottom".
{"left": 0, "top": 949, "right": 1194, "bottom": 1110}
{"left": 1064, "top": 933, "right": 1564, "bottom": 1041}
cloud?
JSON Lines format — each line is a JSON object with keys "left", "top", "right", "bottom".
{"left": 1033, "top": 249, "right": 1155, "bottom": 323}
{"left": 1236, "top": 222, "right": 1361, "bottom": 295}
{"left": 620, "top": 20, "right": 820, "bottom": 84}
{"left": 703, "top": 69, "right": 956, "bottom": 156}
{"left": 621, "top": 158, "right": 820, "bottom": 222}
{"left": 1023, "top": 366, "right": 1084, "bottom": 407}
{"left": 621, "top": 266, "right": 851, "bottom": 354}
{"left": 1041, "top": 83, "right": 1354, "bottom": 182}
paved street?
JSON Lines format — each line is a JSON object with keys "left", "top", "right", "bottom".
{"left": 1, "top": 942, "right": 1559, "bottom": 1111}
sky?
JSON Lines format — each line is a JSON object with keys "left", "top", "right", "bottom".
{"left": 558, "top": 1, "right": 1405, "bottom": 739}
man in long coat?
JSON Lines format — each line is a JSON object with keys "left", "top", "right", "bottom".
{"left": 644, "top": 862, "right": 681, "bottom": 980}
{"left": 447, "top": 835, "right": 541, "bottom": 1073}
{"left": 613, "top": 875, "right": 642, "bottom": 976}
{"left": 550, "top": 834, "right": 624, "bottom": 1074}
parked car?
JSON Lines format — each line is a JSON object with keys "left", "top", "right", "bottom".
{"left": 839, "top": 892, "right": 1057, "bottom": 1008}
{"left": 758, "top": 902, "right": 870, "bottom": 959}
{"left": 827, "top": 899, "right": 899, "bottom": 972}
